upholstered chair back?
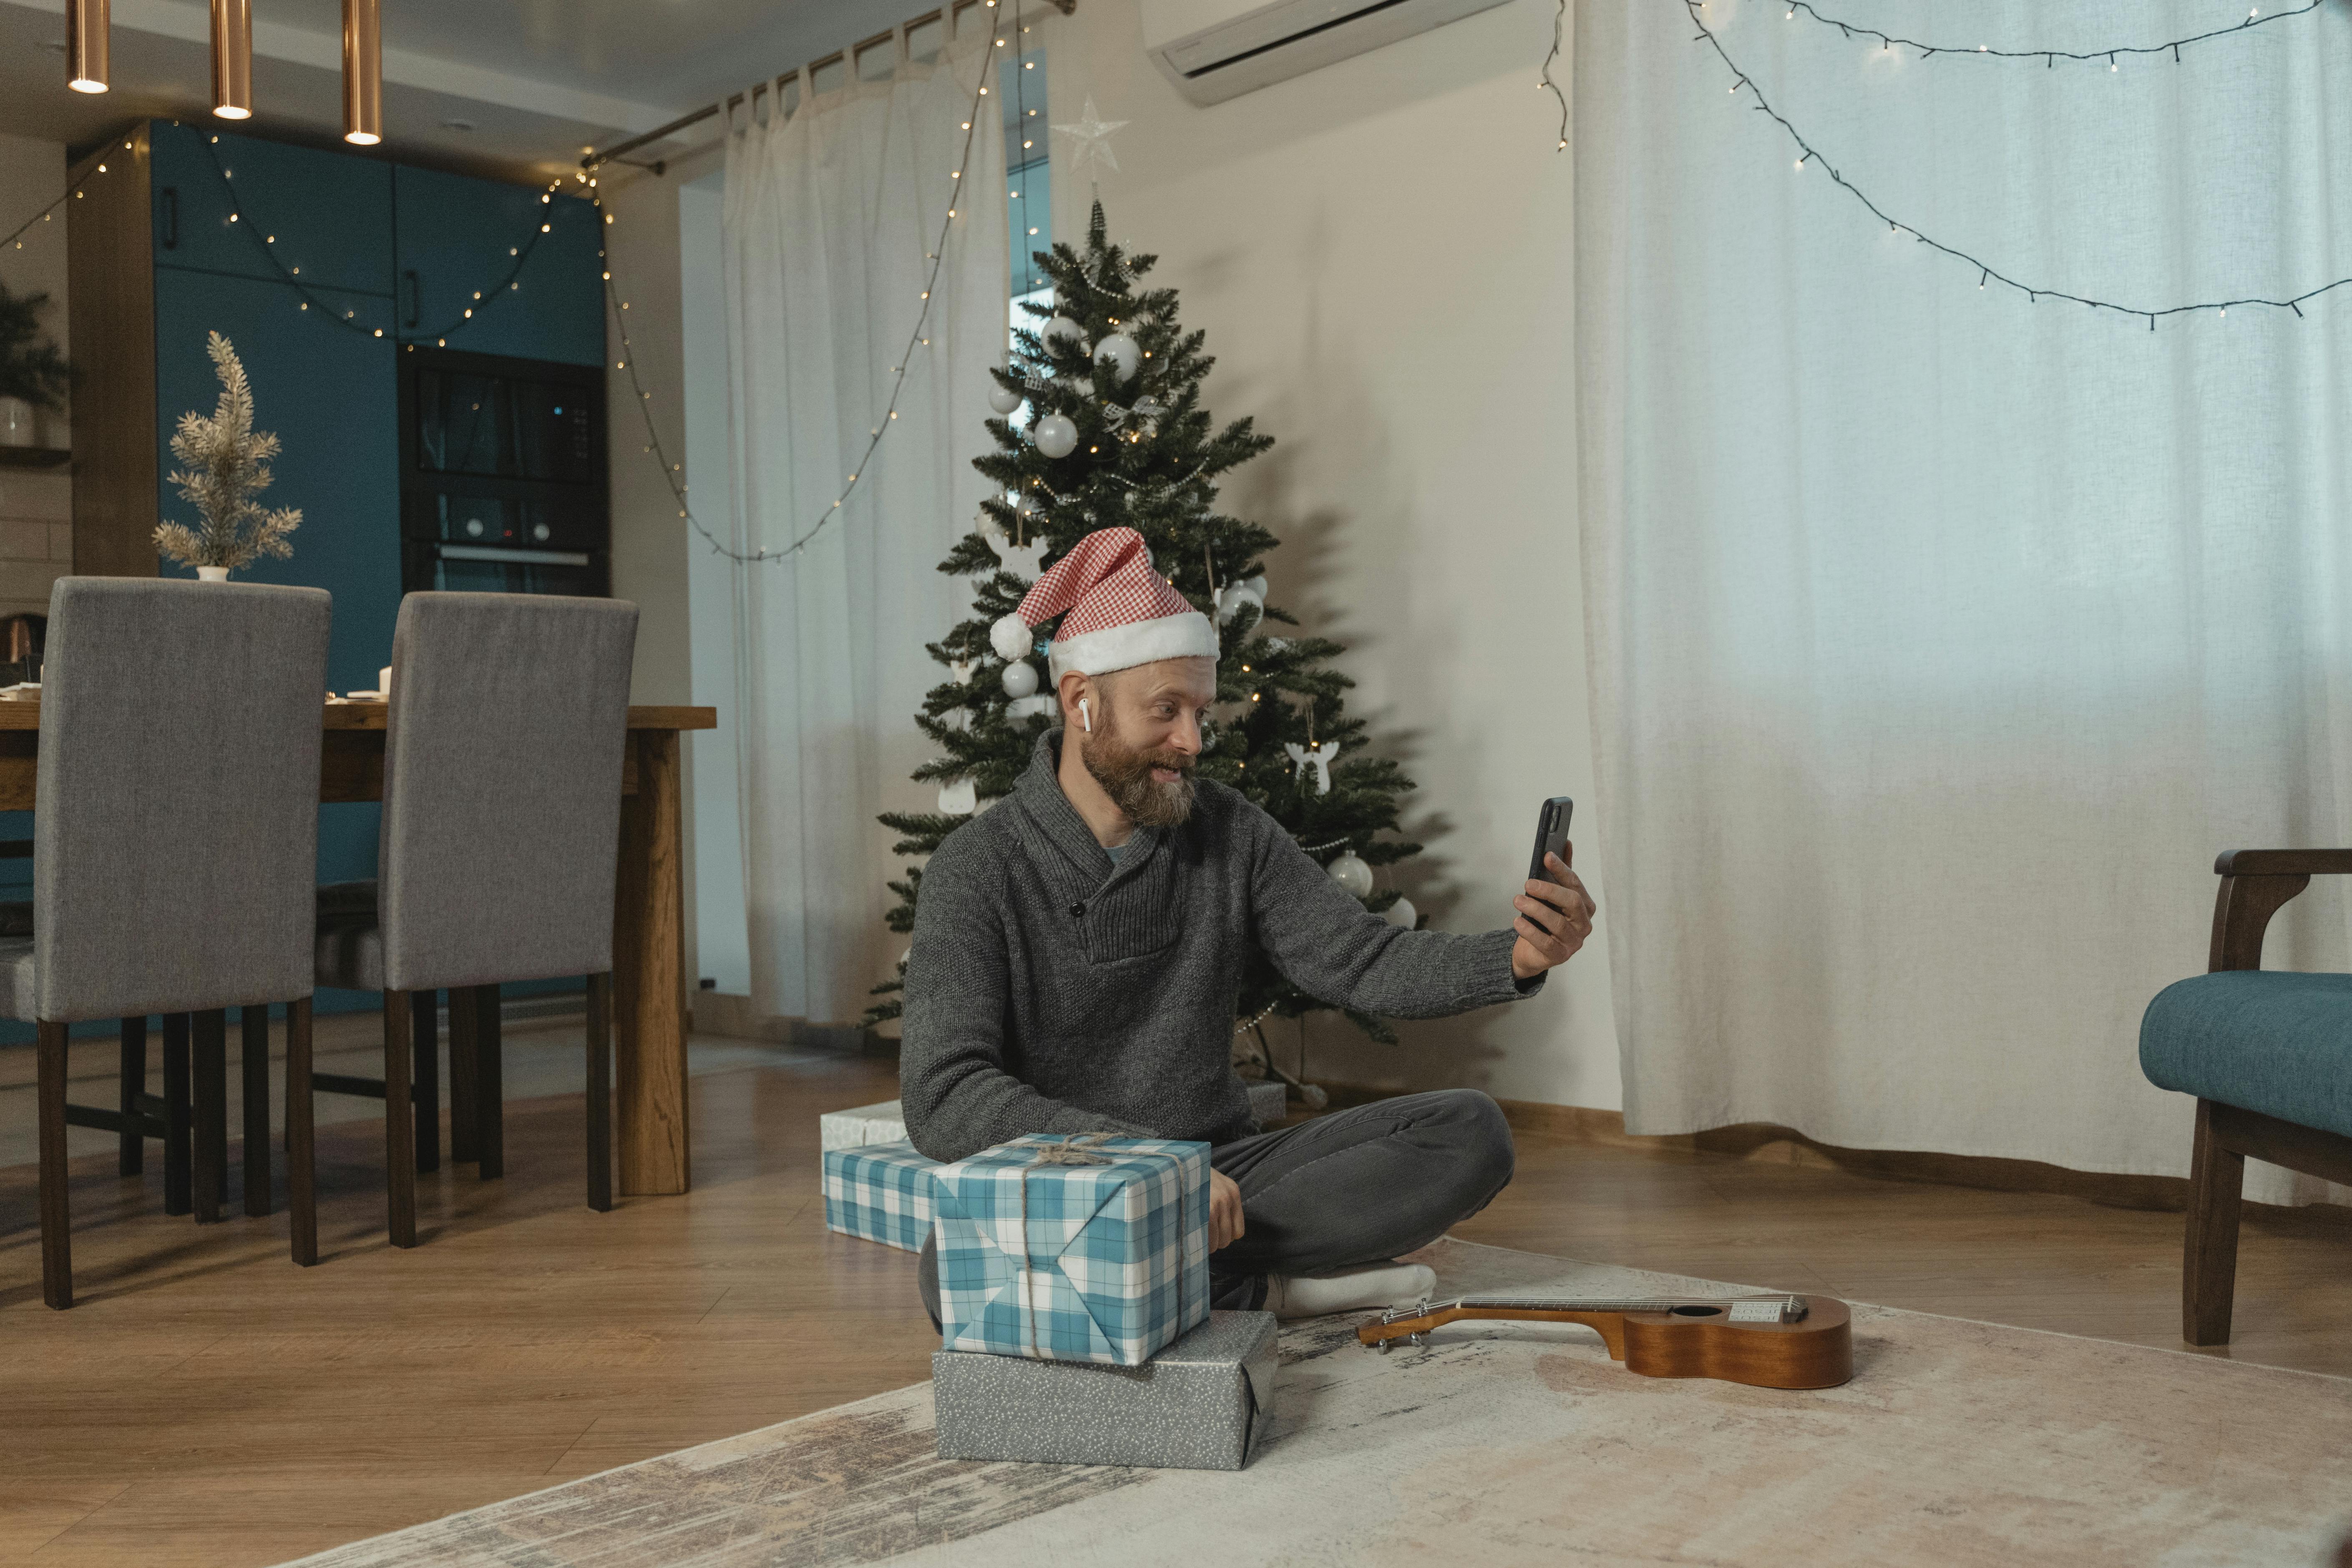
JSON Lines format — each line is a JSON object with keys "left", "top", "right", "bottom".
{"left": 375, "top": 592, "right": 638, "bottom": 992}
{"left": 33, "top": 578, "right": 330, "bottom": 1022}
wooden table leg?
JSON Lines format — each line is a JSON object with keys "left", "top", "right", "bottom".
{"left": 242, "top": 1004, "right": 272, "bottom": 1217}
{"left": 614, "top": 729, "right": 689, "bottom": 1196}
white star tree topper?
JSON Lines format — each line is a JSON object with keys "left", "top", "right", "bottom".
{"left": 1051, "top": 97, "right": 1128, "bottom": 184}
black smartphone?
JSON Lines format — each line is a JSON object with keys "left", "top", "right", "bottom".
{"left": 1527, "top": 797, "right": 1574, "bottom": 885}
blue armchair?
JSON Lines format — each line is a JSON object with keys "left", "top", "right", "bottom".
{"left": 2140, "top": 848, "right": 2352, "bottom": 1346}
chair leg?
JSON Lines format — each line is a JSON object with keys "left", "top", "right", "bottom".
{"left": 383, "top": 990, "right": 417, "bottom": 1248}
{"left": 191, "top": 1009, "right": 227, "bottom": 1224}
{"left": 287, "top": 998, "right": 317, "bottom": 1267}
{"left": 118, "top": 1016, "right": 146, "bottom": 1177}
{"left": 242, "top": 1004, "right": 272, "bottom": 1217}
{"left": 447, "top": 987, "right": 479, "bottom": 1165}
{"left": 586, "top": 972, "right": 613, "bottom": 1213}
{"left": 162, "top": 1013, "right": 192, "bottom": 1217}
{"left": 38, "top": 1021, "right": 72, "bottom": 1309}
{"left": 2183, "top": 1098, "right": 2245, "bottom": 1346}
{"left": 412, "top": 988, "right": 440, "bottom": 1174}
{"left": 477, "top": 985, "right": 503, "bottom": 1181}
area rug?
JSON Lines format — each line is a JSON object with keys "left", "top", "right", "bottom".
{"left": 281, "top": 1240, "right": 2352, "bottom": 1568}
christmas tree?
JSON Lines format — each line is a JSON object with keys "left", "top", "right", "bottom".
{"left": 869, "top": 202, "right": 1426, "bottom": 1085}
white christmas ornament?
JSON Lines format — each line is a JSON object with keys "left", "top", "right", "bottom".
{"left": 936, "top": 778, "right": 976, "bottom": 815}
{"left": 1093, "top": 333, "right": 1140, "bottom": 383}
{"left": 1034, "top": 413, "right": 1079, "bottom": 459}
{"left": 975, "top": 506, "right": 1005, "bottom": 540}
{"left": 990, "top": 612, "right": 1035, "bottom": 661}
{"left": 987, "top": 383, "right": 1024, "bottom": 416}
{"left": 1001, "top": 659, "right": 1040, "bottom": 698}
{"left": 948, "top": 657, "right": 977, "bottom": 686}
{"left": 1326, "top": 852, "right": 1374, "bottom": 901}
{"left": 986, "top": 532, "right": 1048, "bottom": 583}
{"left": 1215, "top": 581, "right": 1265, "bottom": 627}
{"left": 1384, "top": 896, "right": 1418, "bottom": 929}
{"left": 1042, "top": 316, "right": 1084, "bottom": 350}
{"left": 1284, "top": 741, "right": 1333, "bottom": 795}
{"left": 1014, "top": 491, "right": 1041, "bottom": 518}
{"left": 1241, "top": 573, "right": 1268, "bottom": 598}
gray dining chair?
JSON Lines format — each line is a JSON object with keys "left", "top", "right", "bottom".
{"left": 304, "top": 592, "right": 638, "bottom": 1260}
{"left": 15, "top": 578, "right": 328, "bottom": 1309}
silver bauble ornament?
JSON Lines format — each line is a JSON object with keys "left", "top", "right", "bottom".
{"left": 1241, "top": 573, "right": 1268, "bottom": 598}
{"left": 1001, "top": 659, "right": 1040, "bottom": 699}
{"left": 1093, "top": 332, "right": 1140, "bottom": 383}
{"left": 1042, "top": 315, "right": 1084, "bottom": 350}
{"left": 1215, "top": 582, "right": 1265, "bottom": 627}
{"left": 1034, "top": 413, "right": 1079, "bottom": 459}
{"left": 1383, "top": 896, "right": 1419, "bottom": 929}
{"left": 937, "top": 778, "right": 976, "bottom": 815}
{"left": 1327, "top": 852, "right": 1375, "bottom": 901}
{"left": 987, "top": 383, "right": 1024, "bottom": 416}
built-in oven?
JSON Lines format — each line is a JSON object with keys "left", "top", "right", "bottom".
{"left": 398, "top": 345, "right": 609, "bottom": 597}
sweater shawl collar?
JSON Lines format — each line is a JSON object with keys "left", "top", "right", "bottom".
{"left": 1011, "top": 727, "right": 1161, "bottom": 887}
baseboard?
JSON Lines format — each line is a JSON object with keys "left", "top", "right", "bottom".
{"left": 689, "top": 993, "right": 885, "bottom": 1056}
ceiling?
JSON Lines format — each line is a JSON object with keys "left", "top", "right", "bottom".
{"left": 0, "top": 0, "right": 911, "bottom": 181}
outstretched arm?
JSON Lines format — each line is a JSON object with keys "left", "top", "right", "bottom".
{"left": 898, "top": 858, "right": 1151, "bottom": 1165}
{"left": 1250, "top": 819, "right": 1551, "bottom": 1019}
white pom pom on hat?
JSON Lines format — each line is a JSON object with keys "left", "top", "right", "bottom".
{"left": 993, "top": 527, "right": 1219, "bottom": 685}
{"left": 990, "top": 612, "right": 1033, "bottom": 662}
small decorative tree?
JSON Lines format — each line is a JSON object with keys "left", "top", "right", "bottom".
{"left": 154, "top": 332, "right": 300, "bottom": 576}
{"left": 0, "top": 282, "right": 70, "bottom": 415}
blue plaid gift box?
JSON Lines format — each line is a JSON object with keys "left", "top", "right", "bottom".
{"left": 932, "top": 1134, "right": 1211, "bottom": 1366}
{"left": 823, "top": 1140, "right": 940, "bottom": 1252}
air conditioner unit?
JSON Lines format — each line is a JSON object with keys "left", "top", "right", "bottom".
{"left": 1142, "top": 0, "right": 1513, "bottom": 106}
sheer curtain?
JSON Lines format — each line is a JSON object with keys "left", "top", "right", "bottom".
{"left": 1575, "top": 0, "right": 2352, "bottom": 1203}
{"left": 722, "top": 23, "right": 1008, "bottom": 1023}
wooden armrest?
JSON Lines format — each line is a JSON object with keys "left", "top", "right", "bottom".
{"left": 2213, "top": 848, "right": 2352, "bottom": 877}
{"left": 2206, "top": 850, "right": 2352, "bottom": 971}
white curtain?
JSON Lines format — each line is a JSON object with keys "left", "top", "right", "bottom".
{"left": 1576, "top": 0, "right": 2352, "bottom": 1204}
{"left": 723, "top": 24, "right": 1009, "bottom": 1023}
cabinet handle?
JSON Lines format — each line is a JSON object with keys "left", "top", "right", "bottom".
{"left": 160, "top": 187, "right": 178, "bottom": 250}
{"left": 402, "top": 269, "right": 420, "bottom": 330}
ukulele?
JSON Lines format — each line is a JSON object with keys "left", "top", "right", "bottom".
{"left": 1357, "top": 1293, "right": 1854, "bottom": 1389}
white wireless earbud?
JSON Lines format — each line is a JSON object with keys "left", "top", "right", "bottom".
{"left": 1079, "top": 697, "right": 1092, "bottom": 732}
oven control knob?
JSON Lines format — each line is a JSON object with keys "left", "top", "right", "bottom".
{"left": 464, "top": 518, "right": 485, "bottom": 538}
{"left": 533, "top": 523, "right": 551, "bottom": 542}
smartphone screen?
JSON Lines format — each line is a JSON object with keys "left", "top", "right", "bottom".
{"left": 1528, "top": 797, "right": 1573, "bottom": 885}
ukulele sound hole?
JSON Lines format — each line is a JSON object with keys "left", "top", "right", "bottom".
{"left": 1669, "top": 1305, "right": 1723, "bottom": 1317}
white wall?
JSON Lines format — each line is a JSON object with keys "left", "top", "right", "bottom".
{"left": 1043, "top": 0, "right": 1620, "bottom": 1109}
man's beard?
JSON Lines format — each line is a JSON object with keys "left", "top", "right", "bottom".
{"left": 1080, "top": 718, "right": 1197, "bottom": 828}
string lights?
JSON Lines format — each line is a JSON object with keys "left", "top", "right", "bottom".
{"left": 1682, "top": 0, "right": 2352, "bottom": 329}
{"left": 1773, "top": 0, "right": 2317, "bottom": 66}
{"left": 601, "top": 0, "right": 1014, "bottom": 568}
{"left": 0, "top": 137, "right": 136, "bottom": 253}
{"left": 184, "top": 128, "right": 561, "bottom": 340}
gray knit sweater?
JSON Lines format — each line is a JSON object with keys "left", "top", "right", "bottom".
{"left": 899, "top": 729, "right": 1540, "bottom": 1163}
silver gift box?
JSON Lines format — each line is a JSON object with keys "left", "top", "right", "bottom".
{"left": 933, "top": 1309, "right": 1279, "bottom": 1470}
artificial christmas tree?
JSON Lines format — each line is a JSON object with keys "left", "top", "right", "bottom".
{"left": 870, "top": 202, "right": 1427, "bottom": 1090}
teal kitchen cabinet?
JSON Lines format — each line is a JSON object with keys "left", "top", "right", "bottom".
{"left": 148, "top": 120, "right": 395, "bottom": 298}
{"left": 395, "top": 166, "right": 604, "bottom": 365}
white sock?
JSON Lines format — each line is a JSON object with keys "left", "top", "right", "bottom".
{"left": 1263, "top": 1263, "right": 1437, "bottom": 1320}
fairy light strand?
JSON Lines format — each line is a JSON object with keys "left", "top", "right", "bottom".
{"left": 1684, "top": 0, "right": 2352, "bottom": 328}
{"left": 1, "top": 136, "right": 138, "bottom": 253}
{"left": 1776, "top": 0, "right": 2315, "bottom": 65}
{"left": 604, "top": 2, "right": 1011, "bottom": 568}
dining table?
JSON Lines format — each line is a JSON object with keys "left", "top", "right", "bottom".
{"left": 0, "top": 696, "right": 720, "bottom": 1197}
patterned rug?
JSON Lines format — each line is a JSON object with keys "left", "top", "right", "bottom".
{"left": 282, "top": 1240, "right": 2352, "bottom": 1567}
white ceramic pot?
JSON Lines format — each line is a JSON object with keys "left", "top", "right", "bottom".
{"left": 196, "top": 566, "right": 230, "bottom": 582}
{"left": 0, "top": 398, "right": 36, "bottom": 448}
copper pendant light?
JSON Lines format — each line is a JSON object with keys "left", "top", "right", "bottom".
{"left": 65, "top": 0, "right": 109, "bottom": 93}
{"left": 211, "top": 0, "right": 252, "bottom": 118}
{"left": 342, "top": 0, "right": 382, "bottom": 145}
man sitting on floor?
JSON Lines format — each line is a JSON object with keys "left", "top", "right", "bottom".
{"left": 901, "top": 527, "right": 1594, "bottom": 1319}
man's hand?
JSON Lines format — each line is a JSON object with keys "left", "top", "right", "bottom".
{"left": 1209, "top": 1168, "right": 1245, "bottom": 1252}
{"left": 1512, "top": 846, "right": 1596, "bottom": 981}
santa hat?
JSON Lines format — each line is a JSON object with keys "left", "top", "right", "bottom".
{"left": 989, "top": 526, "right": 1219, "bottom": 684}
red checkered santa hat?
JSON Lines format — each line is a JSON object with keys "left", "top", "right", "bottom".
{"left": 988, "top": 526, "right": 1219, "bottom": 684}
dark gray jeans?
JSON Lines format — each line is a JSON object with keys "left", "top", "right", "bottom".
{"left": 916, "top": 1087, "right": 1516, "bottom": 1322}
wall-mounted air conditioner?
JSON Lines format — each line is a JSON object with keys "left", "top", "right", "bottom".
{"left": 1142, "top": 0, "right": 1514, "bottom": 106}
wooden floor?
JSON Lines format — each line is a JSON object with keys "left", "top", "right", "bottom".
{"left": 3, "top": 1037, "right": 2347, "bottom": 1567}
